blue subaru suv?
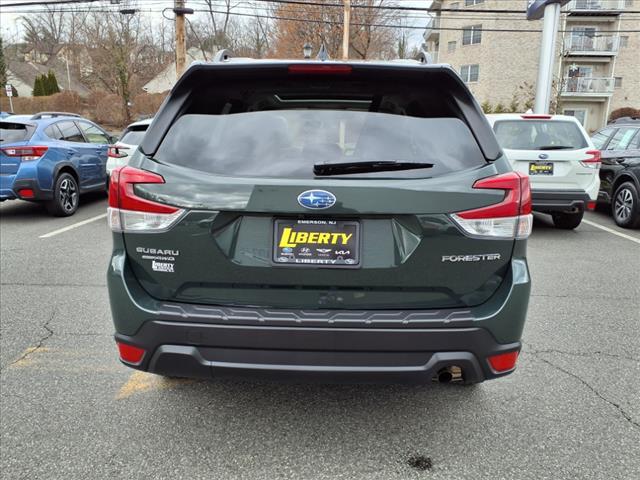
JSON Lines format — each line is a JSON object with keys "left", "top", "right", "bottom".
{"left": 0, "top": 112, "right": 112, "bottom": 216}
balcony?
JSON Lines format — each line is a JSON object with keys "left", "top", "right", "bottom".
{"left": 424, "top": 17, "right": 440, "bottom": 41}
{"left": 561, "top": 77, "right": 615, "bottom": 97}
{"left": 567, "top": 0, "right": 626, "bottom": 15}
{"left": 564, "top": 34, "right": 619, "bottom": 55}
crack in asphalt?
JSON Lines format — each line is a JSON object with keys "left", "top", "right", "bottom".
{"left": 523, "top": 345, "right": 639, "bottom": 363}
{"left": 526, "top": 350, "right": 639, "bottom": 430}
{"left": 1, "top": 309, "right": 56, "bottom": 373}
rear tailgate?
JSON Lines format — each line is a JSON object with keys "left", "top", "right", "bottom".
{"left": 113, "top": 62, "right": 518, "bottom": 311}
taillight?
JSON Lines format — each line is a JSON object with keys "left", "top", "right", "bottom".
{"left": 487, "top": 351, "right": 519, "bottom": 374}
{"left": 451, "top": 171, "right": 533, "bottom": 239}
{"left": 116, "top": 341, "right": 146, "bottom": 365}
{"left": 17, "top": 188, "right": 35, "bottom": 199}
{"left": 1, "top": 145, "right": 48, "bottom": 161}
{"left": 107, "top": 166, "right": 184, "bottom": 232}
{"left": 288, "top": 64, "right": 352, "bottom": 74}
{"left": 580, "top": 150, "right": 601, "bottom": 169}
{"left": 108, "top": 145, "right": 129, "bottom": 158}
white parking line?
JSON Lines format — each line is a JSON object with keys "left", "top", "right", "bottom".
{"left": 582, "top": 219, "right": 640, "bottom": 245}
{"left": 39, "top": 213, "right": 107, "bottom": 239}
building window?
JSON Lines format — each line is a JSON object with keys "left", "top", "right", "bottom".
{"left": 460, "top": 64, "right": 479, "bottom": 83}
{"left": 619, "top": 36, "right": 629, "bottom": 47}
{"left": 462, "top": 25, "right": 482, "bottom": 45}
{"left": 465, "top": 0, "right": 484, "bottom": 5}
{"left": 615, "top": 77, "right": 623, "bottom": 88}
{"left": 451, "top": 2, "right": 460, "bottom": 8}
{"left": 448, "top": 41, "right": 457, "bottom": 53}
{"left": 624, "top": 0, "right": 633, "bottom": 8}
{"left": 563, "top": 109, "right": 587, "bottom": 126}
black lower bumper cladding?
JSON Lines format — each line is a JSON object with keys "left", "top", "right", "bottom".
{"left": 115, "top": 321, "right": 520, "bottom": 384}
{"left": 531, "top": 189, "right": 591, "bottom": 213}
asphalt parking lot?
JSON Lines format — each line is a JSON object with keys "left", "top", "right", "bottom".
{"left": 1, "top": 196, "right": 639, "bottom": 479}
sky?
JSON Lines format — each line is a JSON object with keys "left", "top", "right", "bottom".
{"left": 0, "top": 0, "right": 434, "bottom": 50}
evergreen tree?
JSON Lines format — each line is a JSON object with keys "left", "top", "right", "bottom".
{"left": 47, "top": 70, "right": 60, "bottom": 94}
{"left": 33, "top": 75, "right": 44, "bottom": 96}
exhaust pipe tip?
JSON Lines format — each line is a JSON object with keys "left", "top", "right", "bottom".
{"left": 434, "top": 366, "right": 463, "bottom": 384}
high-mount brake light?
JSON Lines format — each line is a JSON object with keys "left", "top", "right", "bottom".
{"left": 108, "top": 166, "right": 184, "bottom": 232}
{"left": 288, "top": 64, "right": 352, "bottom": 75}
{"left": 450, "top": 172, "right": 533, "bottom": 239}
{"left": 107, "top": 145, "right": 129, "bottom": 158}
{"left": 1, "top": 145, "right": 48, "bottom": 161}
{"left": 580, "top": 150, "right": 601, "bottom": 169}
{"left": 520, "top": 114, "right": 552, "bottom": 119}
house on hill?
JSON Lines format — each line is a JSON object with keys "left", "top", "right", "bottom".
{"left": 143, "top": 48, "right": 214, "bottom": 94}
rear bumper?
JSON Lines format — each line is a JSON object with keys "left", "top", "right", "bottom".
{"left": 108, "top": 244, "right": 531, "bottom": 383}
{"left": 116, "top": 323, "right": 520, "bottom": 384}
{"left": 531, "top": 189, "right": 591, "bottom": 213}
{"left": 0, "top": 176, "right": 52, "bottom": 201}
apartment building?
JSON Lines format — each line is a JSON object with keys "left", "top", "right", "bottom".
{"left": 424, "top": 0, "right": 640, "bottom": 132}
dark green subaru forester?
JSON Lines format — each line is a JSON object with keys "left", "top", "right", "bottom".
{"left": 107, "top": 57, "right": 532, "bottom": 384}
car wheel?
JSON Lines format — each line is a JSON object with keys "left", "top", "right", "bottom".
{"left": 552, "top": 210, "right": 583, "bottom": 230}
{"left": 46, "top": 173, "right": 79, "bottom": 217}
{"left": 612, "top": 182, "right": 640, "bottom": 229}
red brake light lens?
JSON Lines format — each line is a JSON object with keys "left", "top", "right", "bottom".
{"left": 520, "top": 114, "right": 552, "bottom": 119}
{"left": 580, "top": 150, "right": 601, "bottom": 169}
{"left": 116, "top": 341, "right": 146, "bottom": 365}
{"left": 488, "top": 351, "right": 519, "bottom": 373}
{"left": 1, "top": 146, "right": 48, "bottom": 161}
{"left": 288, "top": 64, "right": 352, "bottom": 75}
{"left": 108, "top": 145, "right": 129, "bottom": 158}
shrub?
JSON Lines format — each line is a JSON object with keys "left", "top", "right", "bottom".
{"left": 481, "top": 101, "right": 493, "bottom": 114}
{"left": 609, "top": 107, "right": 640, "bottom": 123}
{"left": 493, "top": 103, "right": 507, "bottom": 114}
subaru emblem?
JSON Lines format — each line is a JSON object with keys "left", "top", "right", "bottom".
{"left": 297, "top": 190, "right": 336, "bottom": 209}
{"left": 538, "top": 153, "right": 549, "bottom": 160}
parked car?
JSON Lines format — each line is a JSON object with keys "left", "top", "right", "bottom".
{"left": 106, "top": 118, "right": 152, "bottom": 183}
{"left": 592, "top": 120, "right": 640, "bottom": 229}
{"left": 0, "top": 112, "right": 113, "bottom": 216}
{"left": 107, "top": 57, "right": 533, "bottom": 384}
{"left": 487, "top": 114, "right": 600, "bottom": 229}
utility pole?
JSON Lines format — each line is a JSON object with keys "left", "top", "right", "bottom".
{"left": 342, "top": 0, "right": 351, "bottom": 60}
{"left": 175, "top": 0, "right": 187, "bottom": 78}
{"left": 526, "top": 0, "right": 570, "bottom": 114}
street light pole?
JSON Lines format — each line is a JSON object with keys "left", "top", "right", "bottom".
{"left": 342, "top": 0, "right": 351, "bottom": 59}
{"left": 533, "top": 3, "right": 561, "bottom": 114}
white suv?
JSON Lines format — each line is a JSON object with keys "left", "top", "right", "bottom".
{"left": 486, "top": 114, "right": 600, "bottom": 229}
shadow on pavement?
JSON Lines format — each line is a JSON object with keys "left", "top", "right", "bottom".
{"left": 0, "top": 191, "right": 107, "bottom": 219}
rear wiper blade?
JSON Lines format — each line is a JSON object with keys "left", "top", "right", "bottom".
{"left": 314, "top": 161, "right": 434, "bottom": 176}
{"left": 538, "top": 145, "right": 574, "bottom": 150}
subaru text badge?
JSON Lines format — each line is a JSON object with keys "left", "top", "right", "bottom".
{"left": 297, "top": 190, "right": 336, "bottom": 209}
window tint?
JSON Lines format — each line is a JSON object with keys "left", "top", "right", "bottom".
{"left": 120, "top": 129, "right": 147, "bottom": 146}
{"left": 591, "top": 127, "right": 615, "bottom": 149}
{"left": 155, "top": 112, "right": 485, "bottom": 179}
{"left": 57, "top": 121, "right": 85, "bottom": 143}
{"left": 44, "top": 124, "right": 64, "bottom": 140}
{"left": 493, "top": 120, "right": 588, "bottom": 150}
{"left": 606, "top": 127, "right": 638, "bottom": 151}
{"left": 0, "top": 122, "right": 33, "bottom": 143}
{"left": 79, "top": 122, "right": 109, "bottom": 144}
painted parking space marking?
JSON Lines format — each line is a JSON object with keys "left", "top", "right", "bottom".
{"left": 116, "top": 371, "right": 195, "bottom": 400}
{"left": 582, "top": 219, "right": 640, "bottom": 245}
{"left": 39, "top": 213, "right": 107, "bottom": 238}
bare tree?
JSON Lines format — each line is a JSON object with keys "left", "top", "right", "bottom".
{"left": 21, "top": 6, "right": 66, "bottom": 58}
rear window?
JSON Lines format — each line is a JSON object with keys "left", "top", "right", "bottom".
{"left": 493, "top": 120, "right": 588, "bottom": 151}
{"left": 154, "top": 80, "right": 487, "bottom": 179}
{"left": 120, "top": 128, "right": 147, "bottom": 146}
{"left": 0, "top": 122, "right": 34, "bottom": 143}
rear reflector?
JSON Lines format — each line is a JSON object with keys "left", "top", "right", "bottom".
{"left": 116, "top": 341, "right": 145, "bottom": 365}
{"left": 108, "top": 166, "right": 185, "bottom": 233}
{"left": 580, "top": 150, "right": 601, "bottom": 169}
{"left": 288, "top": 64, "right": 352, "bottom": 74}
{"left": 1, "top": 145, "right": 48, "bottom": 161}
{"left": 451, "top": 172, "right": 533, "bottom": 239}
{"left": 488, "top": 351, "right": 519, "bottom": 374}
{"left": 587, "top": 201, "right": 596, "bottom": 211}
{"left": 17, "top": 188, "right": 35, "bottom": 199}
